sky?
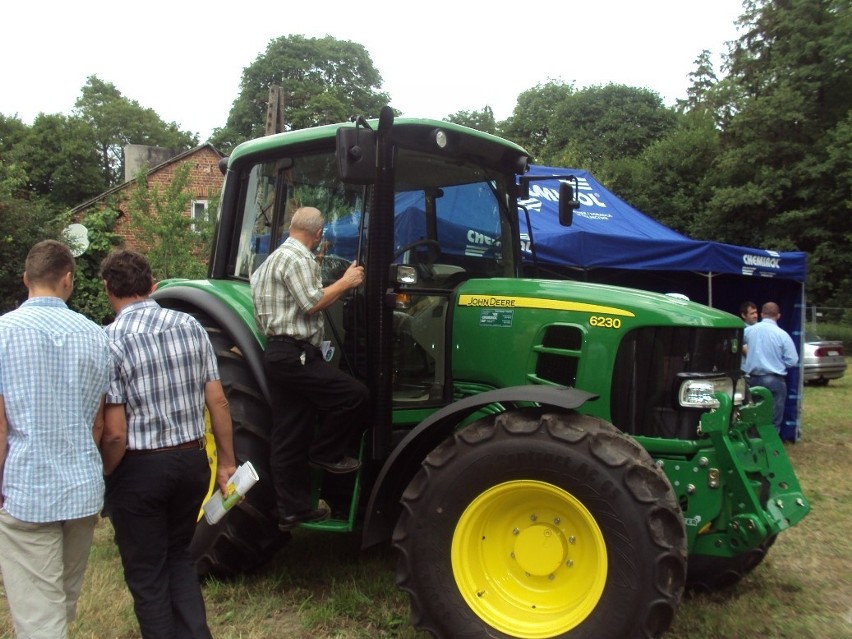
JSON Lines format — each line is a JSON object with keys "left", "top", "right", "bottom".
{"left": 1, "top": 0, "right": 746, "bottom": 142}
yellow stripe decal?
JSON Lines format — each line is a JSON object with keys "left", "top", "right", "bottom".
{"left": 457, "top": 295, "right": 635, "bottom": 317}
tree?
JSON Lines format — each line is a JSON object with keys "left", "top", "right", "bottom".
{"left": 499, "top": 81, "right": 574, "bottom": 159}
{"left": 678, "top": 50, "right": 719, "bottom": 114}
{"left": 545, "top": 84, "right": 678, "bottom": 171}
{"left": 127, "top": 163, "right": 212, "bottom": 281}
{"left": 0, "top": 114, "right": 28, "bottom": 156}
{"left": 607, "top": 110, "right": 721, "bottom": 236}
{"left": 210, "top": 35, "right": 391, "bottom": 154}
{"left": 446, "top": 106, "right": 497, "bottom": 134}
{"left": 0, "top": 166, "right": 66, "bottom": 312}
{"left": 12, "top": 113, "right": 105, "bottom": 208}
{"left": 677, "top": 49, "right": 735, "bottom": 128}
{"left": 74, "top": 75, "right": 198, "bottom": 187}
{"left": 701, "top": 0, "right": 852, "bottom": 306}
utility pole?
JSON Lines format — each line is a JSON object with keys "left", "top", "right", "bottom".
{"left": 265, "top": 85, "right": 285, "bottom": 136}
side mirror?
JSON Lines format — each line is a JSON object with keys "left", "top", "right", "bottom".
{"left": 559, "top": 180, "right": 580, "bottom": 226}
{"left": 337, "top": 119, "right": 376, "bottom": 184}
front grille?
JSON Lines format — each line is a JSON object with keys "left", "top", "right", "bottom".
{"left": 611, "top": 326, "right": 742, "bottom": 439}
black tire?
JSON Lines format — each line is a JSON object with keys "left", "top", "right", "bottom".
{"left": 188, "top": 315, "right": 284, "bottom": 578}
{"left": 393, "top": 408, "right": 687, "bottom": 639}
{"left": 686, "top": 535, "right": 777, "bottom": 592}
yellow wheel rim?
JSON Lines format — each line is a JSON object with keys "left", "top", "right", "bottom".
{"left": 451, "top": 480, "right": 607, "bottom": 638}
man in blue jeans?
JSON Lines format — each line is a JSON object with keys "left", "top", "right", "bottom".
{"left": 743, "top": 301, "right": 799, "bottom": 436}
{"left": 100, "top": 250, "right": 236, "bottom": 639}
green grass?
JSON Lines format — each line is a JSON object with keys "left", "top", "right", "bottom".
{"left": 1, "top": 368, "right": 850, "bottom": 638}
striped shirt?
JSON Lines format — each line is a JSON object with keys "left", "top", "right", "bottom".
{"left": 0, "top": 297, "right": 109, "bottom": 522}
{"left": 104, "top": 299, "right": 218, "bottom": 451}
{"left": 250, "top": 237, "right": 324, "bottom": 346}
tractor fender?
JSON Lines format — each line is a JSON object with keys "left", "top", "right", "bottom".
{"left": 150, "top": 285, "right": 271, "bottom": 403}
{"left": 361, "top": 384, "right": 597, "bottom": 549}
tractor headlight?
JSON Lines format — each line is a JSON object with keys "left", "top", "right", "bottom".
{"left": 677, "top": 373, "right": 744, "bottom": 410}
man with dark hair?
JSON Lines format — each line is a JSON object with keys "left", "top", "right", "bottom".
{"left": 743, "top": 301, "right": 799, "bottom": 434}
{"left": 251, "top": 206, "right": 368, "bottom": 530}
{"left": 739, "top": 301, "right": 758, "bottom": 326}
{"left": 738, "top": 300, "right": 758, "bottom": 368}
{"left": 0, "top": 239, "right": 109, "bottom": 638}
{"left": 99, "top": 249, "right": 236, "bottom": 639}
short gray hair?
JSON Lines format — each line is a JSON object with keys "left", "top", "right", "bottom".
{"left": 290, "top": 206, "right": 325, "bottom": 234}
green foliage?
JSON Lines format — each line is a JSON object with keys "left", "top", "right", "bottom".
{"left": 702, "top": 0, "right": 852, "bottom": 308}
{"left": 0, "top": 169, "right": 66, "bottom": 313}
{"left": 66, "top": 206, "right": 123, "bottom": 325}
{"left": 0, "top": 113, "right": 107, "bottom": 208}
{"left": 499, "top": 81, "right": 574, "bottom": 159}
{"left": 500, "top": 82, "right": 677, "bottom": 169}
{"left": 74, "top": 75, "right": 198, "bottom": 187}
{"left": 445, "top": 106, "right": 497, "bottom": 134}
{"left": 127, "top": 163, "right": 212, "bottom": 281}
{"left": 0, "top": 113, "right": 28, "bottom": 151}
{"left": 210, "top": 35, "right": 391, "bottom": 154}
{"left": 14, "top": 113, "right": 106, "bottom": 208}
{"left": 676, "top": 50, "right": 719, "bottom": 116}
{"left": 545, "top": 84, "right": 678, "bottom": 171}
{"left": 608, "top": 111, "right": 721, "bottom": 236}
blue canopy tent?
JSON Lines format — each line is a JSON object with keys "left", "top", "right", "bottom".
{"left": 520, "top": 165, "right": 808, "bottom": 441}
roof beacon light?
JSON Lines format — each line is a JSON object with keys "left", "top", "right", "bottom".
{"left": 432, "top": 129, "right": 448, "bottom": 149}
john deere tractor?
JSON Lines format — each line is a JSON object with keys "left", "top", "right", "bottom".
{"left": 152, "top": 107, "right": 809, "bottom": 639}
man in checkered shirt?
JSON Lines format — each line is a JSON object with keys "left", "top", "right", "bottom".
{"left": 251, "top": 206, "right": 368, "bottom": 530}
{"left": 0, "top": 240, "right": 109, "bottom": 638}
{"left": 99, "top": 249, "right": 236, "bottom": 639}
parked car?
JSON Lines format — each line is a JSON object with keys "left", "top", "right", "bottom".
{"left": 802, "top": 334, "right": 847, "bottom": 385}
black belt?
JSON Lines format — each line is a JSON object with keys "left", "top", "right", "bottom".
{"left": 268, "top": 335, "right": 308, "bottom": 345}
{"left": 267, "top": 335, "right": 316, "bottom": 349}
{"left": 125, "top": 438, "right": 205, "bottom": 456}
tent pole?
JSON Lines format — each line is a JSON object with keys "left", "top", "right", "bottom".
{"left": 708, "top": 272, "right": 714, "bottom": 307}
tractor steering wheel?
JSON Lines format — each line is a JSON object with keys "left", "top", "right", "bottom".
{"left": 393, "top": 239, "right": 442, "bottom": 282}
{"left": 393, "top": 239, "right": 442, "bottom": 265}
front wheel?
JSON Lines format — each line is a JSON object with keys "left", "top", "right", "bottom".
{"left": 687, "top": 535, "right": 777, "bottom": 592}
{"left": 393, "top": 409, "right": 687, "bottom": 639}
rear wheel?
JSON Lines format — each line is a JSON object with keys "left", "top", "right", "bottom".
{"left": 393, "top": 409, "right": 687, "bottom": 639}
{"left": 187, "top": 314, "right": 284, "bottom": 578}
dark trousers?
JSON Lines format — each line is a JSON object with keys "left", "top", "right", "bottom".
{"left": 105, "top": 449, "right": 212, "bottom": 639}
{"left": 263, "top": 339, "right": 368, "bottom": 517}
{"left": 748, "top": 373, "right": 787, "bottom": 433}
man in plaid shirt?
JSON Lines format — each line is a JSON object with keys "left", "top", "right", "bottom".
{"left": 251, "top": 206, "right": 368, "bottom": 530}
{"left": 99, "top": 249, "right": 236, "bottom": 639}
{"left": 0, "top": 240, "right": 109, "bottom": 638}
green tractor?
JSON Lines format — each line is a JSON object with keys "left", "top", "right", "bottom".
{"left": 152, "top": 107, "right": 809, "bottom": 639}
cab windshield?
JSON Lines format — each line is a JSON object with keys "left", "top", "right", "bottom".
{"left": 229, "top": 148, "right": 516, "bottom": 286}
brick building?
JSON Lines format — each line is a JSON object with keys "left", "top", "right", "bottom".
{"left": 71, "top": 143, "right": 224, "bottom": 251}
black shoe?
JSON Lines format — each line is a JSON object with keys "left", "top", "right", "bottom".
{"left": 278, "top": 505, "right": 330, "bottom": 531}
{"left": 308, "top": 456, "right": 361, "bottom": 474}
